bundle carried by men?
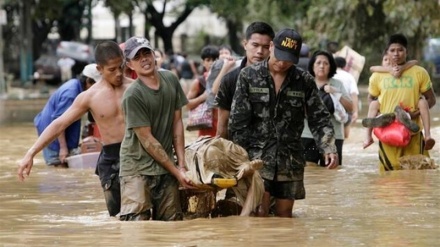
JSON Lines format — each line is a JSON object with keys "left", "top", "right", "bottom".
{"left": 183, "top": 136, "right": 264, "bottom": 217}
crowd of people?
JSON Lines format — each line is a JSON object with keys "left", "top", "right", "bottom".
{"left": 17, "top": 21, "right": 437, "bottom": 220}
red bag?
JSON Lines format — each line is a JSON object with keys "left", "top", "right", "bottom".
{"left": 373, "top": 120, "right": 411, "bottom": 147}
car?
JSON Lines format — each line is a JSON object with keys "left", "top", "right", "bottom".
{"left": 56, "top": 41, "right": 95, "bottom": 63}
{"left": 33, "top": 54, "right": 61, "bottom": 85}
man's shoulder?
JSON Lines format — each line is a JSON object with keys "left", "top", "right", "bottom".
{"left": 294, "top": 67, "right": 315, "bottom": 84}
{"left": 159, "top": 69, "right": 180, "bottom": 83}
{"left": 239, "top": 61, "right": 268, "bottom": 78}
{"left": 408, "top": 65, "right": 429, "bottom": 74}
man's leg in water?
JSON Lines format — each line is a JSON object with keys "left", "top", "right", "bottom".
{"left": 95, "top": 143, "right": 121, "bottom": 216}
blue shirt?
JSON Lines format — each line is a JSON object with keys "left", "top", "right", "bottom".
{"left": 34, "top": 78, "right": 83, "bottom": 151}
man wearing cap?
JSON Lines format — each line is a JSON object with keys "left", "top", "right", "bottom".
{"left": 119, "top": 36, "right": 194, "bottom": 221}
{"left": 229, "top": 28, "right": 338, "bottom": 218}
{"left": 368, "top": 33, "right": 436, "bottom": 171}
{"left": 19, "top": 41, "right": 131, "bottom": 217}
{"left": 33, "top": 63, "right": 100, "bottom": 167}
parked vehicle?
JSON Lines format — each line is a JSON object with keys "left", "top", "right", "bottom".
{"left": 33, "top": 54, "right": 61, "bottom": 85}
{"left": 33, "top": 41, "right": 94, "bottom": 85}
{"left": 56, "top": 41, "right": 95, "bottom": 63}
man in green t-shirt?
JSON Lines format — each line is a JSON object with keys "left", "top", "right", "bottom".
{"left": 119, "top": 36, "right": 194, "bottom": 221}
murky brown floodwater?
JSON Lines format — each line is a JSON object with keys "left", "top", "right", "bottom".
{"left": 1, "top": 123, "right": 439, "bottom": 246}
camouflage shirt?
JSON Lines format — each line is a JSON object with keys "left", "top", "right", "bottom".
{"left": 229, "top": 59, "right": 336, "bottom": 181}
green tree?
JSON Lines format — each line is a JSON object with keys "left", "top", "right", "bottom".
{"left": 203, "top": 0, "right": 247, "bottom": 54}
{"left": 202, "top": 0, "right": 311, "bottom": 55}
{"left": 139, "top": 0, "right": 202, "bottom": 53}
{"left": 103, "top": 0, "right": 135, "bottom": 42}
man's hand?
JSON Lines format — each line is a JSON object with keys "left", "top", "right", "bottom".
{"left": 59, "top": 147, "right": 68, "bottom": 163}
{"left": 391, "top": 65, "right": 403, "bottom": 78}
{"left": 324, "top": 153, "right": 339, "bottom": 169}
{"left": 176, "top": 169, "right": 196, "bottom": 189}
{"left": 222, "top": 56, "right": 236, "bottom": 71}
{"left": 323, "top": 85, "right": 338, "bottom": 94}
{"left": 351, "top": 111, "right": 358, "bottom": 124}
{"left": 17, "top": 155, "right": 34, "bottom": 181}
{"left": 409, "top": 110, "right": 421, "bottom": 120}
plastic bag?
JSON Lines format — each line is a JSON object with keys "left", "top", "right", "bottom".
{"left": 373, "top": 120, "right": 411, "bottom": 147}
{"left": 330, "top": 93, "right": 349, "bottom": 123}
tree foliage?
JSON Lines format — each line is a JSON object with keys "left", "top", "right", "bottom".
{"left": 303, "top": 0, "right": 440, "bottom": 83}
{"left": 202, "top": 0, "right": 247, "bottom": 53}
{"left": 3, "top": 0, "right": 440, "bottom": 82}
{"left": 141, "top": 0, "right": 201, "bottom": 52}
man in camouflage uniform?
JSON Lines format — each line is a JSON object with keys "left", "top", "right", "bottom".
{"left": 229, "top": 28, "right": 339, "bottom": 218}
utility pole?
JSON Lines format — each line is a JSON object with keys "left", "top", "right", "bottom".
{"left": 85, "top": 0, "right": 92, "bottom": 44}
{"left": 0, "top": 0, "right": 6, "bottom": 95}
{"left": 19, "top": 0, "right": 33, "bottom": 86}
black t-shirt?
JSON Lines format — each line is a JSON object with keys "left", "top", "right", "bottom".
{"left": 214, "top": 58, "right": 247, "bottom": 111}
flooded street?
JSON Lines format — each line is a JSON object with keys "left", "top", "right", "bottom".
{"left": 1, "top": 123, "right": 440, "bottom": 246}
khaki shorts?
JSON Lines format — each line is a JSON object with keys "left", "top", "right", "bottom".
{"left": 120, "top": 174, "right": 183, "bottom": 221}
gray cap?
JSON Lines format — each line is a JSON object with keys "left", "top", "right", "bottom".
{"left": 124, "top": 36, "right": 154, "bottom": 59}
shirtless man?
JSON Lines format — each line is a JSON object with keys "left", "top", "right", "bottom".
{"left": 18, "top": 41, "right": 131, "bottom": 216}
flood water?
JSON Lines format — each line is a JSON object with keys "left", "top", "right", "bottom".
{"left": 1, "top": 123, "right": 439, "bottom": 246}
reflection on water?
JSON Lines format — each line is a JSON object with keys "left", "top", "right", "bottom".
{"left": 1, "top": 123, "right": 440, "bottom": 246}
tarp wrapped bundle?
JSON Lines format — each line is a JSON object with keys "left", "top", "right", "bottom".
{"left": 183, "top": 136, "right": 264, "bottom": 217}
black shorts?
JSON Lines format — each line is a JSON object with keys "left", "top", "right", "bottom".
{"left": 96, "top": 143, "right": 121, "bottom": 216}
{"left": 263, "top": 179, "right": 305, "bottom": 200}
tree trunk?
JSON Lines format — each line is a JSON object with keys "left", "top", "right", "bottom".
{"left": 32, "top": 21, "right": 51, "bottom": 61}
{"left": 114, "top": 13, "right": 120, "bottom": 43}
{"left": 143, "top": 14, "right": 150, "bottom": 41}
{"left": 160, "top": 28, "right": 174, "bottom": 54}
{"left": 85, "top": 0, "right": 92, "bottom": 44}
{"left": 128, "top": 12, "right": 133, "bottom": 37}
{"left": 58, "top": 1, "right": 85, "bottom": 41}
{"left": 226, "top": 19, "right": 243, "bottom": 55}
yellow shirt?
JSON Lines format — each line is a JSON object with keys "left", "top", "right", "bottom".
{"left": 369, "top": 65, "right": 431, "bottom": 114}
